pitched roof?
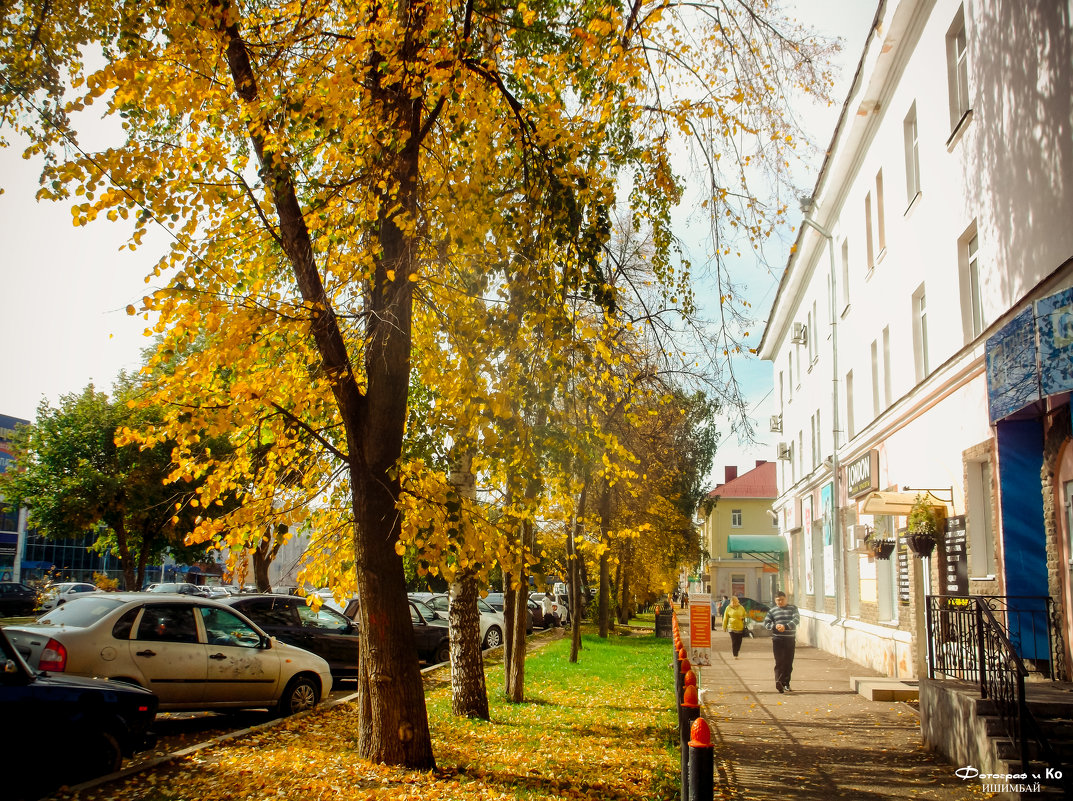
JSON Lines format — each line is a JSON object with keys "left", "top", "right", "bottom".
{"left": 706, "top": 460, "right": 776, "bottom": 500}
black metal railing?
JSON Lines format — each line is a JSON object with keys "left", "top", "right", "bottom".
{"left": 926, "top": 595, "right": 1058, "bottom": 769}
{"left": 926, "top": 595, "right": 1056, "bottom": 682}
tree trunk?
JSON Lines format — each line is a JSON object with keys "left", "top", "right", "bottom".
{"left": 505, "top": 566, "right": 528, "bottom": 702}
{"left": 569, "top": 478, "right": 589, "bottom": 663}
{"left": 253, "top": 528, "right": 273, "bottom": 592}
{"left": 448, "top": 574, "right": 489, "bottom": 719}
{"left": 214, "top": 0, "right": 435, "bottom": 768}
{"left": 598, "top": 483, "right": 612, "bottom": 638}
{"left": 110, "top": 517, "right": 136, "bottom": 591}
{"left": 617, "top": 547, "right": 632, "bottom": 625}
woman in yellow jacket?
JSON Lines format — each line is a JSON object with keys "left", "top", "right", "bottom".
{"left": 722, "top": 595, "right": 748, "bottom": 657}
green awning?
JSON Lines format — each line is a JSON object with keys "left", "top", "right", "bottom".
{"left": 727, "top": 535, "right": 788, "bottom": 553}
{"left": 726, "top": 535, "right": 787, "bottom": 569}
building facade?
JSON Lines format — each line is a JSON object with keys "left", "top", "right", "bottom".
{"left": 700, "top": 461, "right": 781, "bottom": 604}
{"left": 759, "top": 0, "right": 1073, "bottom": 679}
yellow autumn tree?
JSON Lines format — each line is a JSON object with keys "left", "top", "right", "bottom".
{"left": 2, "top": 0, "right": 835, "bottom": 769}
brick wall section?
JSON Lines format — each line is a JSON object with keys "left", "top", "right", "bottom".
{"left": 1041, "top": 405, "right": 1070, "bottom": 680}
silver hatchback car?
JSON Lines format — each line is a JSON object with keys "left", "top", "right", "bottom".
{"left": 5, "top": 593, "right": 333, "bottom": 715}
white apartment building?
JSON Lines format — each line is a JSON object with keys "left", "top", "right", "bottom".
{"left": 759, "top": 0, "right": 1073, "bottom": 678}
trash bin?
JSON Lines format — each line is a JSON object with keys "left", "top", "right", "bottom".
{"left": 655, "top": 610, "right": 674, "bottom": 638}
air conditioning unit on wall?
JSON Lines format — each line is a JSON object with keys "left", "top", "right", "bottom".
{"left": 790, "top": 322, "right": 807, "bottom": 345}
{"left": 769, "top": 414, "right": 782, "bottom": 433}
{"left": 776, "top": 442, "right": 791, "bottom": 461}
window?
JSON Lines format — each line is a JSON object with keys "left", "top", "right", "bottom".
{"left": 864, "top": 192, "right": 875, "bottom": 270}
{"left": 807, "top": 308, "right": 814, "bottom": 365}
{"left": 731, "top": 509, "right": 742, "bottom": 528}
{"left": 912, "top": 283, "right": 930, "bottom": 382}
{"left": 812, "top": 409, "right": 822, "bottom": 469}
{"left": 875, "top": 170, "right": 886, "bottom": 256}
{"left": 959, "top": 224, "right": 984, "bottom": 342}
{"left": 200, "top": 607, "right": 263, "bottom": 648}
{"left": 871, "top": 339, "right": 880, "bottom": 418}
{"left": 788, "top": 352, "right": 793, "bottom": 399}
{"left": 845, "top": 370, "right": 855, "bottom": 439}
{"left": 882, "top": 325, "right": 892, "bottom": 409}
{"left": 840, "top": 239, "right": 850, "bottom": 308}
{"left": 779, "top": 371, "right": 784, "bottom": 415}
{"left": 904, "top": 103, "right": 921, "bottom": 203}
{"left": 137, "top": 604, "right": 199, "bottom": 644}
{"left": 798, "top": 431, "right": 804, "bottom": 477}
{"left": 967, "top": 459, "right": 996, "bottom": 577}
{"left": 946, "top": 6, "right": 971, "bottom": 130}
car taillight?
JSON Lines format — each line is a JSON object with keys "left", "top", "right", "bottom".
{"left": 39, "top": 638, "right": 67, "bottom": 672}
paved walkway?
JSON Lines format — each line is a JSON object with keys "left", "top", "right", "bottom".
{"left": 681, "top": 612, "right": 985, "bottom": 800}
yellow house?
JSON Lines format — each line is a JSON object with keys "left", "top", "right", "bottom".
{"left": 700, "top": 461, "right": 782, "bottom": 604}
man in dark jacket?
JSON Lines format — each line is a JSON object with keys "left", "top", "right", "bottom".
{"left": 763, "top": 591, "right": 800, "bottom": 693}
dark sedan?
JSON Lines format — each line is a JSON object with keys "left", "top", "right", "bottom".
{"left": 0, "top": 581, "right": 38, "bottom": 616}
{"left": 222, "top": 594, "right": 359, "bottom": 680}
{"left": 343, "top": 598, "right": 450, "bottom": 665}
{"left": 1, "top": 627, "right": 157, "bottom": 800}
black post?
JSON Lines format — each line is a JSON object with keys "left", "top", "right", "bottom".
{"left": 688, "top": 720, "right": 714, "bottom": 801}
{"left": 679, "top": 703, "right": 700, "bottom": 801}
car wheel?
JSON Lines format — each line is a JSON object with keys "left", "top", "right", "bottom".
{"left": 482, "top": 625, "right": 503, "bottom": 650}
{"left": 433, "top": 641, "right": 450, "bottom": 665}
{"left": 277, "top": 675, "right": 319, "bottom": 717}
{"left": 66, "top": 729, "right": 122, "bottom": 786}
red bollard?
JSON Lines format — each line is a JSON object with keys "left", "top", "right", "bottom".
{"left": 679, "top": 684, "right": 701, "bottom": 801}
{"left": 688, "top": 717, "right": 714, "bottom": 801}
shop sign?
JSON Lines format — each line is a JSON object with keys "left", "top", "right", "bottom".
{"left": 943, "top": 515, "right": 968, "bottom": 594}
{"left": 846, "top": 450, "right": 879, "bottom": 498}
{"left": 987, "top": 306, "right": 1040, "bottom": 421}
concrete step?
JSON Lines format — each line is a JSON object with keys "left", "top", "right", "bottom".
{"left": 850, "top": 676, "right": 919, "bottom": 702}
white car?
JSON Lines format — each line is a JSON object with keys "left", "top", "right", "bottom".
{"left": 38, "top": 581, "right": 98, "bottom": 611}
{"left": 6, "top": 593, "right": 332, "bottom": 715}
{"left": 420, "top": 593, "right": 505, "bottom": 649}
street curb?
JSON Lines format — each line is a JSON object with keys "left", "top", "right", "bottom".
{"left": 52, "top": 625, "right": 566, "bottom": 798}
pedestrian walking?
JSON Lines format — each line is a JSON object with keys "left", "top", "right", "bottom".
{"left": 721, "top": 595, "right": 747, "bottom": 657}
{"left": 763, "top": 591, "right": 799, "bottom": 692}
{"left": 680, "top": 591, "right": 688, "bottom": 609}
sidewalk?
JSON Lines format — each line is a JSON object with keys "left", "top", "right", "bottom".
{"left": 681, "top": 611, "right": 984, "bottom": 800}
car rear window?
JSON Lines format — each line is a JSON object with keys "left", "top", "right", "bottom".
{"left": 37, "top": 596, "right": 129, "bottom": 627}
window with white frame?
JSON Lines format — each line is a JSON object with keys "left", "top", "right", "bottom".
{"left": 875, "top": 170, "right": 886, "bottom": 256}
{"left": 788, "top": 351, "right": 794, "bottom": 399}
{"left": 813, "top": 409, "right": 822, "bottom": 469}
{"left": 871, "top": 339, "right": 880, "bottom": 418}
{"left": 731, "top": 509, "right": 742, "bottom": 528}
{"left": 946, "top": 6, "right": 971, "bottom": 132}
{"left": 967, "top": 458, "right": 996, "bottom": 577}
{"left": 806, "top": 300, "right": 815, "bottom": 364}
{"left": 798, "top": 430, "right": 804, "bottom": 477}
{"left": 912, "top": 283, "right": 930, "bottom": 382}
{"left": 865, "top": 191, "right": 875, "bottom": 270}
{"left": 806, "top": 308, "right": 814, "bottom": 365}
{"left": 882, "top": 325, "right": 892, "bottom": 409}
{"left": 845, "top": 370, "right": 855, "bottom": 439}
{"left": 778, "top": 370, "right": 784, "bottom": 416}
{"left": 840, "top": 239, "right": 850, "bottom": 308}
{"left": 903, "top": 103, "right": 921, "bottom": 203}
{"left": 959, "top": 224, "right": 984, "bottom": 342}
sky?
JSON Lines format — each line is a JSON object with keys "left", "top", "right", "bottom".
{"left": 0, "top": 1, "right": 878, "bottom": 484}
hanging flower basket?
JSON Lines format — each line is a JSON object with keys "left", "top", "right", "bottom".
{"left": 871, "top": 539, "right": 896, "bottom": 560}
{"left": 906, "top": 494, "right": 942, "bottom": 559}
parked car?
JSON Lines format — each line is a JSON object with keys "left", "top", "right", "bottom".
{"left": 530, "top": 592, "right": 567, "bottom": 625}
{"left": 1, "top": 626, "right": 157, "bottom": 800}
{"left": 147, "top": 582, "right": 209, "bottom": 597}
{"left": 223, "top": 594, "right": 359, "bottom": 679}
{"left": 38, "top": 581, "right": 98, "bottom": 611}
{"left": 716, "top": 597, "right": 771, "bottom": 624}
{"left": 343, "top": 598, "right": 450, "bottom": 665}
{"left": 0, "top": 581, "right": 38, "bottom": 616}
{"left": 419, "top": 593, "right": 508, "bottom": 647}
{"left": 483, "top": 592, "right": 537, "bottom": 633}
{"left": 5, "top": 593, "right": 332, "bottom": 715}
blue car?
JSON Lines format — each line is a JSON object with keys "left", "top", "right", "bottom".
{"left": 0, "top": 627, "right": 157, "bottom": 800}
